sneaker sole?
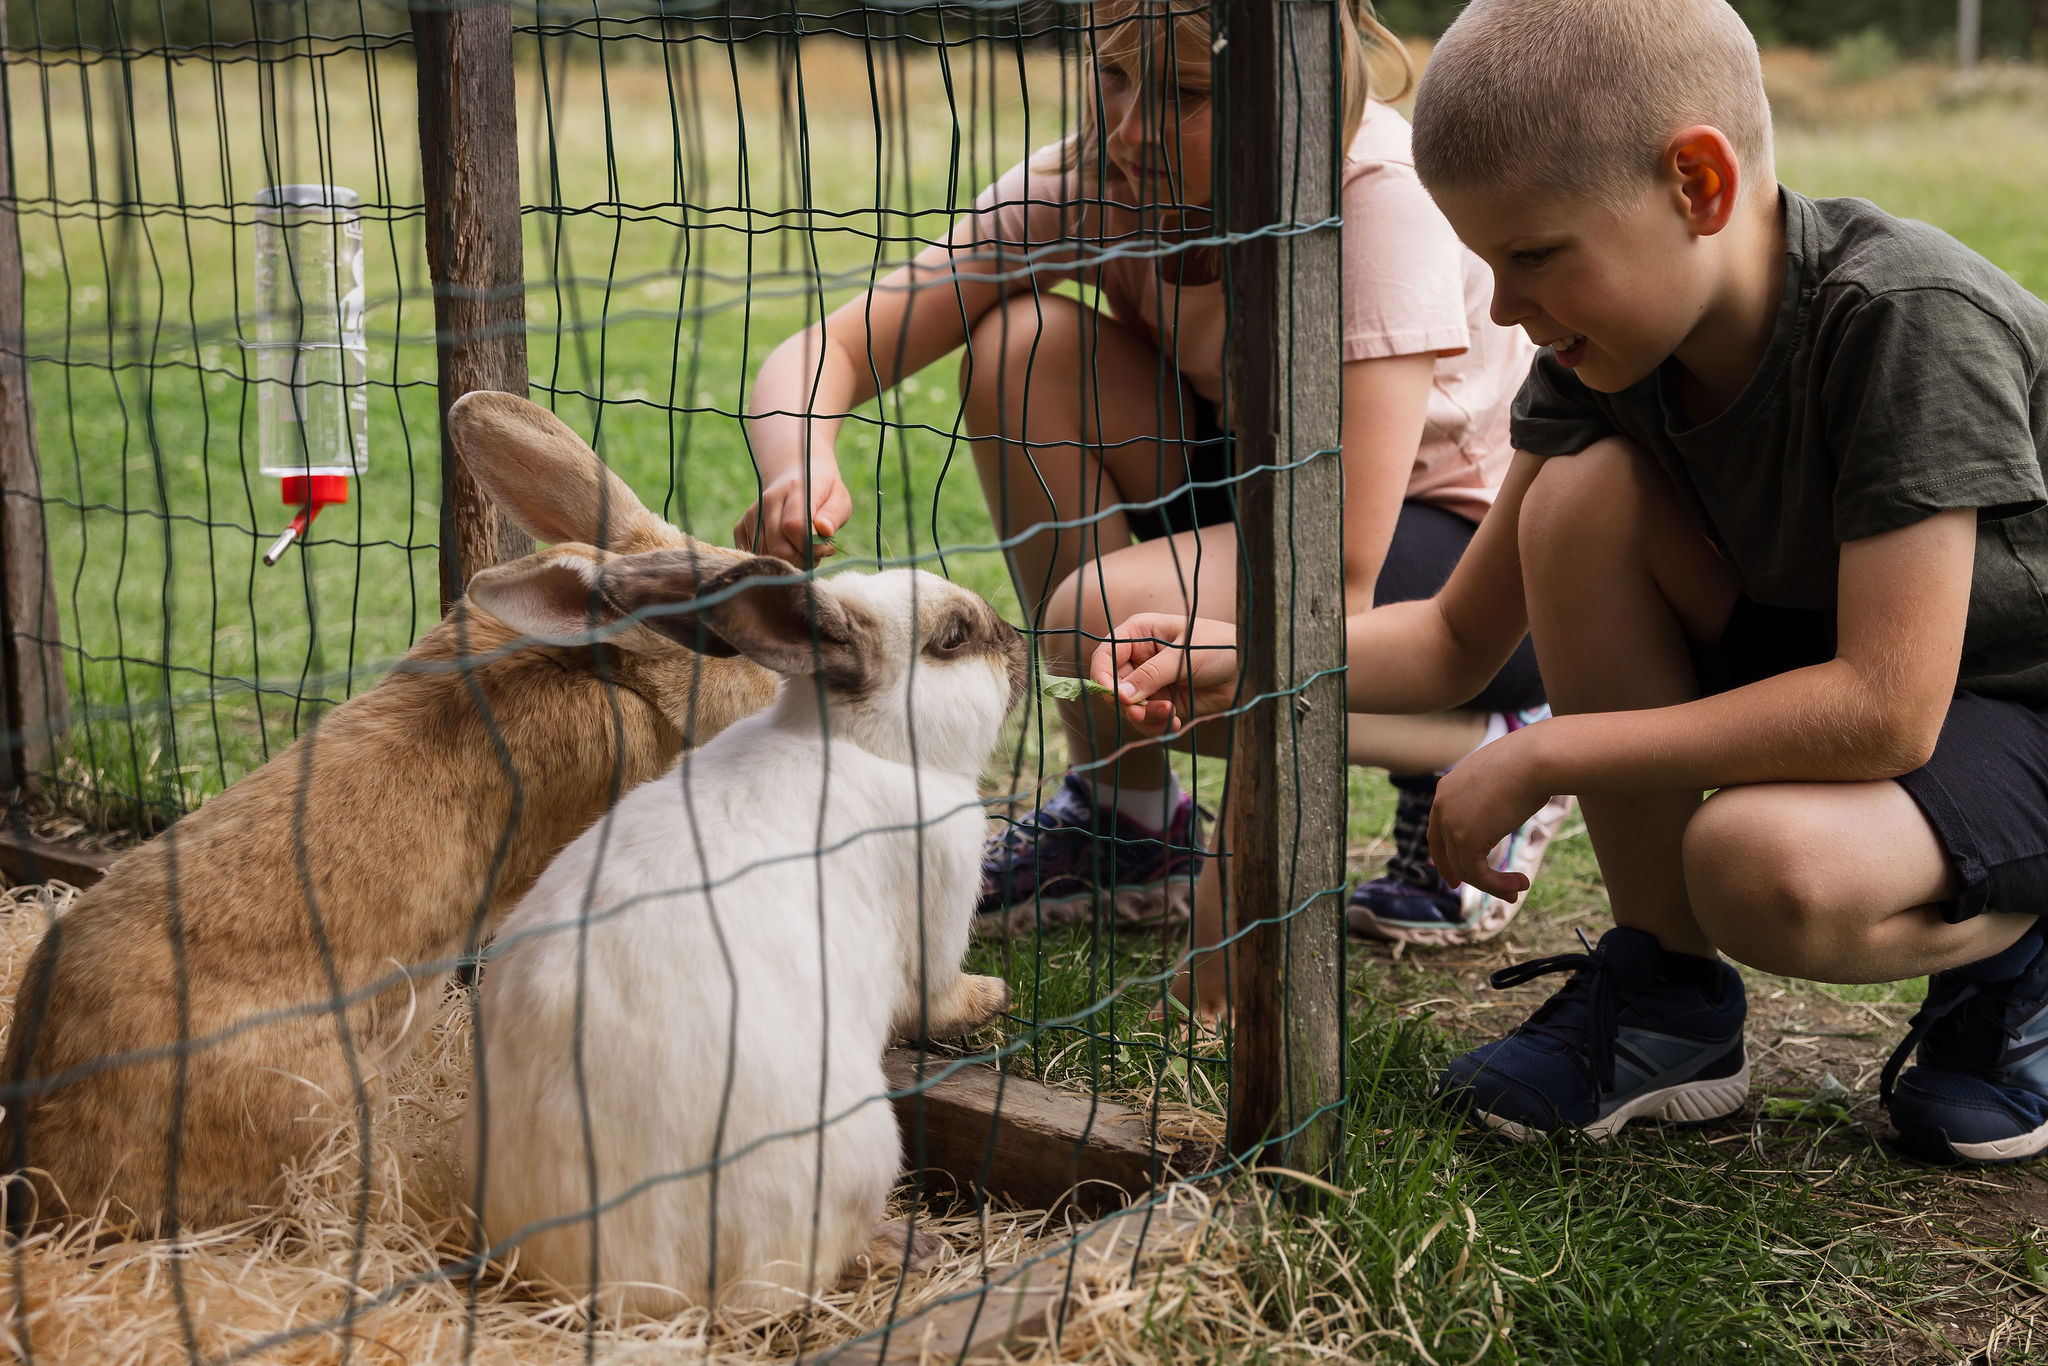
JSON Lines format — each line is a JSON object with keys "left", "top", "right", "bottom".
{"left": 1479, "top": 1052, "right": 1751, "bottom": 1143}
{"left": 1895, "top": 1116, "right": 2048, "bottom": 1167}
{"left": 974, "top": 872, "right": 1198, "bottom": 938}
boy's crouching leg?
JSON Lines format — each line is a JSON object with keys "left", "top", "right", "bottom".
{"left": 1682, "top": 781, "right": 2020, "bottom": 984}
{"left": 1519, "top": 438, "right": 1738, "bottom": 959}
{"left": 1685, "top": 781, "right": 2048, "bottom": 1166}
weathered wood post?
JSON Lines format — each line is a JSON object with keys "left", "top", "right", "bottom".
{"left": 0, "top": 0, "right": 70, "bottom": 793}
{"left": 1219, "top": 0, "right": 1349, "bottom": 1176}
{"left": 411, "top": 0, "right": 533, "bottom": 609}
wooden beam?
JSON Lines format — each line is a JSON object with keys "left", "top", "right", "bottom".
{"left": 0, "top": 0, "right": 69, "bottom": 793}
{"left": 818, "top": 1193, "right": 1211, "bottom": 1364}
{"left": 0, "top": 828, "right": 116, "bottom": 889}
{"left": 1217, "top": 0, "right": 1349, "bottom": 1175}
{"left": 885, "top": 1049, "right": 1213, "bottom": 1216}
{"left": 411, "top": 0, "right": 533, "bottom": 611}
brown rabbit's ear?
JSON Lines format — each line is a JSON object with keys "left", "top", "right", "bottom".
{"left": 464, "top": 551, "right": 647, "bottom": 649}
{"left": 448, "top": 391, "right": 683, "bottom": 554}
{"left": 605, "top": 552, "right": 876, "bottom": 689}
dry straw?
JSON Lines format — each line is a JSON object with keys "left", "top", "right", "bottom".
{"left": 0, "top": 884, "right": 1273, "bottom": 1365}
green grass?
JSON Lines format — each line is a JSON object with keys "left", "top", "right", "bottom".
{"left": 15, "top": 39, "right": 2048, "bottom": 1363}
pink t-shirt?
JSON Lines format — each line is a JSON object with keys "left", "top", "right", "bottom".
{"left": 962, "top": 100, "right": 1534, "bottom": 523}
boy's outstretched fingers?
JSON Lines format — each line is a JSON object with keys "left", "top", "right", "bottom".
{"left": 1426, "top": 802, "right": 1533, "bottom": 902}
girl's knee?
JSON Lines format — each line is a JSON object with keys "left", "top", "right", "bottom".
{"left": 959, "top": 294, "right": 1085, "bottom": 427}
{"left": 1683, "top": 789, "right": 1853, "bottom": 975}
{"left": 1041, "top": 563, "right": 1117, "bottom": 661}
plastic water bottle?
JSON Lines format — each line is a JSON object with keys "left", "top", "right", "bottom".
{"left": 250, "top": 184, "right": 367, "bottom": 564}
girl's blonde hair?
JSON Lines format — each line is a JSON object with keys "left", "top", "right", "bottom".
{"left": 1057, "top": 1, "right": 1415, "bottom": 180}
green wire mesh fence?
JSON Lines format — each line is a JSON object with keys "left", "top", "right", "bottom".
{"left": 0, "top": 0, "right": 1346, "bottom": 1357}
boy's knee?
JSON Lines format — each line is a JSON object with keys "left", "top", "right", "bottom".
{"left": 1517, "top": 437, "right": 1651, "bottom": 569}
{"left": 959, "top": 295, "right": 1081, "bottom": 426}
{"left": 1683, "top": 790, "right": 1849, "bottom": 975}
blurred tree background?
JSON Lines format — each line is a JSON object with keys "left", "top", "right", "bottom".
{"left": 11, "top": 1, "right": 2047, "bottom": 58}
{"left": 1378, "top": 0, "right": 2048, "bottom": 59}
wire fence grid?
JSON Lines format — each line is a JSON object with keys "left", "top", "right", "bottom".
{"left": 0, "top": 0, "right": 1348, "bottom": 1358}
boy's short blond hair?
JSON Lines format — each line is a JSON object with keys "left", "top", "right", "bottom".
{"left": 1411, "top": 0, "right": 1775, "bottom": 212}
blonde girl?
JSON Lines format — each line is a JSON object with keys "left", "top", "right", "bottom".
{"left": 737, "top": 1, "right": 1561, "bottom": 1022}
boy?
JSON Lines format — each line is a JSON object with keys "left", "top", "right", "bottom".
{"left": 1094, "top": 0, "right": 2048, "bottom": 1165}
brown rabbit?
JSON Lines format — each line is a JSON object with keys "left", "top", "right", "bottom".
{"left": 0, "top": 391, "right": 777, "bottom": 1233}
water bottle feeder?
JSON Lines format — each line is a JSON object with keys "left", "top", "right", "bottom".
{"left": 263, "top": 474, "right": 351, "bottom": 566}
{"left": 248, "top": 183, "right": 368, "bottom": 569}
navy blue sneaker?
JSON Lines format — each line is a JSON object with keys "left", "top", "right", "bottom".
{"left": 1438, "top": 928, "right": 1750, "bottom": 1141}
{"left": 1349, "top": 708, "right": 1573, "bottom": 947}
{"left": 1883, "top": 923, "right": 2048, "bottom": 1166}
{"left": 978, "top": 773, "right": 1202, "bottom": 922}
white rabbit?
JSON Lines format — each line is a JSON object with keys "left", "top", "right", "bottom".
{"left": 470, "top": 561, "right": 1026, "bottom": 1318}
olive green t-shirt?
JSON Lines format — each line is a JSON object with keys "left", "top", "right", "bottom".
{"left": 1510, "top": 189, "right": 2048, "bottom": 705}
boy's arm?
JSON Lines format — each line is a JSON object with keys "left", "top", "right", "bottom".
{"left": 1433, "top": 508, "right": 1976, "bottom": 898}
{"left": 1093, "top": 451, "right": 1546, "bottom": 728}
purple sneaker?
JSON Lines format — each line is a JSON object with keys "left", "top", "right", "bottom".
{"left": 978, "top": 773, "right": 1202, "bottom": 932}
{"left": 1349, "top": 707, "right": 1573, "bottom": 947}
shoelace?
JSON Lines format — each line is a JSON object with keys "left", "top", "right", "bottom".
{"left": 1879, "top": 981, "right": 1993, "bottom": 1106}
{"left": 1488, "top": 930, "right": 1618, "bottom": 1090}
{"left": 1385, "top": 786, "right": 1437, "bottom": 890}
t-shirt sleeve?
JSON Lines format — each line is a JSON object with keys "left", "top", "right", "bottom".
{"left": 1339, "top": 158, "right": 1470, "bottom": 361}
{"left": 1508, "top": 350, "right": 1619, "bottom": 455}
{"left": 1825, "top": 287, "right": 2047, "bottom": 542}
{"left": 959, "top": 150, "right": 1089, "bottom": 291}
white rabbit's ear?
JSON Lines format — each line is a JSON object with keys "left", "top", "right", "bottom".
{"left": 448, "top": 391, "right": 683, "bottom": 554}
{"left": 607, "top": 552, "right": 876, "bottom": 689}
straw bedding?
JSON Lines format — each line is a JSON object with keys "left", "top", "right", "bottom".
{"left": 0, "top": 884, "right": 1255, "bottom": 1365}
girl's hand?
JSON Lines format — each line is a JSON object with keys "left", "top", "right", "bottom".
{"left": 734, "top": 463, "right": 853, "bottom": 566}
{"left": 1428, "top": 727, "right": 1549, "bottom": 901}
{"left": 1089, "top": 613, "right": 1243, "bottom": 735}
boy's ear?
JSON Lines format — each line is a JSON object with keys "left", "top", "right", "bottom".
{"left": 1666, "top": 124, "right": 1741, "bottom": 237}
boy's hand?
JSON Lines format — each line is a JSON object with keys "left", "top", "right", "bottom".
{"left": 1089, "top": 613, "right": 1243, "bottom": 735}
{"left": 734, "top": 464, "right": 853, "bottom": 566}
{"left": 1428, "top": 729, "right": 1549, "bottom": 901}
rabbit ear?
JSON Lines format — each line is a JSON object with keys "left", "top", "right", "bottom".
{"left": 606, "top": 552, "right": 875, "bottom": 689}
{"left": 447, "top": 391, "right": 683, "bottom": 553}
{"left": 465, "top": 549, "right": 742, "bottom": 656}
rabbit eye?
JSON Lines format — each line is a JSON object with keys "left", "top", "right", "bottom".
{"left": 929, "top": 620, "right": 970, "bottom": 656}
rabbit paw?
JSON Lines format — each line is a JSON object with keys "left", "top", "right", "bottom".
{"left": 919, "top": 973, "right": 1012, "bottom": 1037}
{"left": 840, "top": 1217, "right": 946, "bottom": 1287}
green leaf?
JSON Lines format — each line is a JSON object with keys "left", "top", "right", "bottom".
{"left": 1038, "top": 672, "right": 1114, "bottom": 702}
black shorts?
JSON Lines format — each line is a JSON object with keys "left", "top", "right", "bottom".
{"left": 1125, "top": 395, "right": 1236, "bottom": 541}
{"left": 1692, "top": 597, "right": 2048, "bottom": 924}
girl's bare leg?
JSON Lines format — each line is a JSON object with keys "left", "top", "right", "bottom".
{"left": 960, "top": 293, "right": 1209, "bottom": 793}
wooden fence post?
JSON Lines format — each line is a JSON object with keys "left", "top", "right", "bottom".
{"left": 412, "top": 0, "right": 533, "bottom": 610}
{"left": 0, "top": 0, "right": 69, "bottom": 792}
{"left": 1219, "top": 0, "right": 1348, "bottom": 1176}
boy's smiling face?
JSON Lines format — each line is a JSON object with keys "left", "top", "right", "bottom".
{"left": 1433, "top": 181, "right": 1719, "bottom": 395}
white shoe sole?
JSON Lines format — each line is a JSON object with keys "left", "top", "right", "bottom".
{"left": 1480, "top": 1052, "right": 1751, "bottom": 1143}
{"left": 1948, "top": 1118, "right": 2048, "bottom": 1164}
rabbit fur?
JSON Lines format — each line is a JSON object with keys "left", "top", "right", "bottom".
{"left": 473, "top": 565, "right": 1026, "bottom": 1318}
{"left": 0, "top": 392, "right": 779, "bottom": 1233}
